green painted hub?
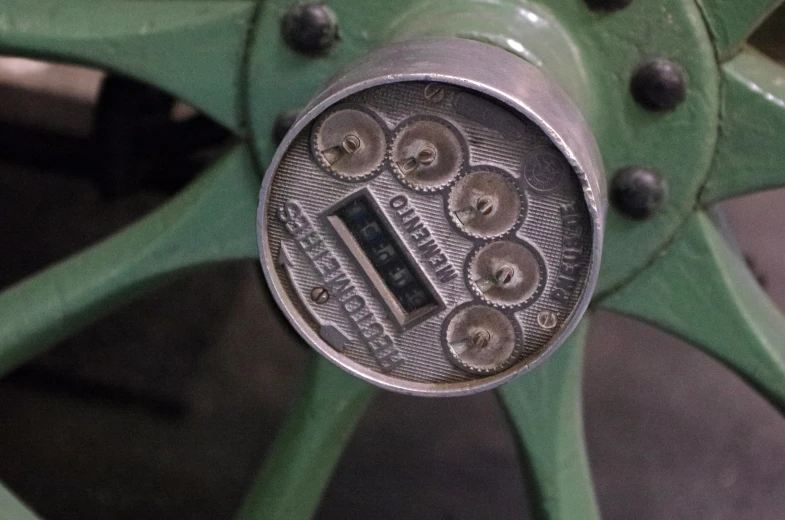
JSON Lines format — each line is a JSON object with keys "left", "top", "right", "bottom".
{"left": 244, "top": 0, "right": 720, "bottom": 297}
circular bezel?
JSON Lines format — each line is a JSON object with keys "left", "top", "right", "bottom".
{"left": 257, "top": 39, "right": 605, "bottom": 397}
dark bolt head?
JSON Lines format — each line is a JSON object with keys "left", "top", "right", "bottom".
{"left": 611, "top": 167, "right": 667, "bottom": 220}
{"left": 631, "top": 58, "right": 686, "bottom": 111}
{"left": 281, "top": 3, "right": 338, "bottom": 55}
{"left": 584, "top": 0, "right": 632, "bottom": 11}
{"left": 272, "top": 110, "right": 300, "bottom": 145}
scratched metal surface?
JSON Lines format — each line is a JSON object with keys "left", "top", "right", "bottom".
{"left": 263, "top": 81, "right": 593, "bottom": 389}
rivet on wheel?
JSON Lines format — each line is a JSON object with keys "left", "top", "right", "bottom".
{"left": 281, "top": 3, "right": 339, "bottom": 56}
{"left": 584, "top": 0, "right": 632, "bottom": 12}
{"left": 310, "top": 286, "right": 330, "bottom": 304}
{"left": 630, "top": 58, "right": 686, "bottom": 112}
{"left": 611, "top": 166, "right": 667, "bottom": 220}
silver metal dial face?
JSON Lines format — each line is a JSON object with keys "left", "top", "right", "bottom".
{"left": 259, "top": 73, "right": 600, "bottom": 396}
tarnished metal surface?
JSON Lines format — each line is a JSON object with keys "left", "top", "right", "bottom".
{"left": 258, "top": 39, "right": 604, "bottom": 395}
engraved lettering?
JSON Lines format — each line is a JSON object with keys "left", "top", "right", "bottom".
{"left": 560, "top": 263, "right": 579, "bottom": 278}
{"left": 389, "top": 195, "right": 407, "bottom": 209}
{"left": 436, "top": 265, "right": 459, "bottom": 283}
{"left": 343, "top": 295, "right": 366, "bottom": 314}
{"left": 550, "top": 202, "right": 585, "bottom": 304}
{"left": 287, "top": 217, "right": 309, "bottom": 237}
{"left": 360, "top": 322, "right": 384, "bottom": 340}
{"left": 317, "top": 256, "right": 341, "bottom": 278}
{"left": 390, "top": 195, "right": 457, "bottom": 285}
{"left": 355, "top": 311, "right": 375, "bottom": 326}
{"left": 401, "top": 214, "right": 421, "bottom": 233}
{"left": 327, "top": 275, "right": 353, "bottom": 299}
{"left": 427, "top": 253, "right": 448, "bottom": 269}
{"left": 298, "top": 230, "right": 322, "bottom": 252}
{"left": 418, "top": 240, "right": 440, "bottom": 259}
{"left": 410, "top": 225, "right": 431, "bottom": 243}
{"left": 563, "top": 249, "right": 581, "bottom": 263}
{"left": 555, "top": 276, "right": 576, "bottom": 293}
{"left": 551, "top": 288, "right": 568, "bottom": 303}
{"left": 280, "top": 200, "right": 405, "bottom": 371}
{"left": 277, "top": 201, "right": 301, "bottom": 223}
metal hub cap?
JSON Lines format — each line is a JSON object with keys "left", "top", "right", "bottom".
{"left": 258, "top": 39, "right": 605, "bottom": 395}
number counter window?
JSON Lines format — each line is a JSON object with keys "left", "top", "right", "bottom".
{"left": 328, "top": 193, "right": 440, "bottom": 327}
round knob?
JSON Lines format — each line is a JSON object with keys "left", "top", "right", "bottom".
{"left": 257, "top": 39, "right": 605, "bottom": 396}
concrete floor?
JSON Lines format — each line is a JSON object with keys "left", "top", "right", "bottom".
{"left": 1, "top": 54, "right": 785, "bottom": 520}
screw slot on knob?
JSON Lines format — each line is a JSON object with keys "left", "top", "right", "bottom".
{"left": 476, "top": 196, "right": 495, "bottom": 216}
{"left": 342, "top": 134, "right": 361, "bottom": 154}
{"left": 322, "top": 134, "right": 362, "bottom": 165}
{"left": 398, "top": 145, "right": 438, "bottom": 174}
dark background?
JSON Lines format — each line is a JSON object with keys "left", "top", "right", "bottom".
{"left": 1, "top": 12, "right": 785, "bottom": 520}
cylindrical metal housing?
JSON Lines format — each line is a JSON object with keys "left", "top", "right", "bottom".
{"left": 258, "top": 39, "right": 605, "bottom": 396}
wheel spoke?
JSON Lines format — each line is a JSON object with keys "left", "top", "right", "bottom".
{"left": 0, "top": 481, "right": 42, "bottom": 520}
{"left": 0, "top": 0, "right": 256, "bottom": 132}
{"left": 600, "top": 212, "right": 785, "bottom": 411}
{"left": 696, "top": 0, "right": 784, "bottom": 60}
{"left": 701, "top": 50, "right": 785, "bottom": 204}
{"left": 496, "top": 319, "right": 600, "bottom": 520}
{"left": 0, "top": 145, "right": 258, "bottom": 378}
{"left": 235, "top": 355, "right": 375, "bottom": 520}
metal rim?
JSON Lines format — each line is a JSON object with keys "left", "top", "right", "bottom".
{"left": 257, "top": 38, "right": 605, "bottom": 396}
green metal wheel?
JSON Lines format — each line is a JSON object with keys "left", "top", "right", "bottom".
{"left": 1, "top": 0, "right": 785, "bottom": 518}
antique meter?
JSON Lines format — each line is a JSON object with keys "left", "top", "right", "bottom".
{"left": 258, "top": 39, "right": 605, "bottom": 396}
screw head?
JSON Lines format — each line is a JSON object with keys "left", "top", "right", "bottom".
{"left": 424, "top": 83, "right": 445, "bottom": 103}
{"left": 631, "top": 58, "right": 686, "bottom": 111}
{"left": 281, "top": 3, "right": 338, "bottom": 55}
{"left": 476, "top": 196, "right": 495, "bottom": 216}
{"left": 341, "top": 134, "right": 361, "bottom": 154}
{"left": 272, "top": 110, "right": 300, "bottom": 144}
{"left": 495, "top": 265, "right": 515, "bottom": 286}
{"left": 584, "top": 0, "right": 632, "bottom": 11}
{"left": 611, "top": 166, "right": 667, "bottom": 220}
{"left": 470, "top": 329, "right": 491, "bottom": 350}
{"left": 537, "top": 310, "right": 559, "bottom": 330}
{"left": 310, "top": 286, "right": 330, "bottom": 304}
{"left": 417, "top": 146, "right": 437, "bottom": 166}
